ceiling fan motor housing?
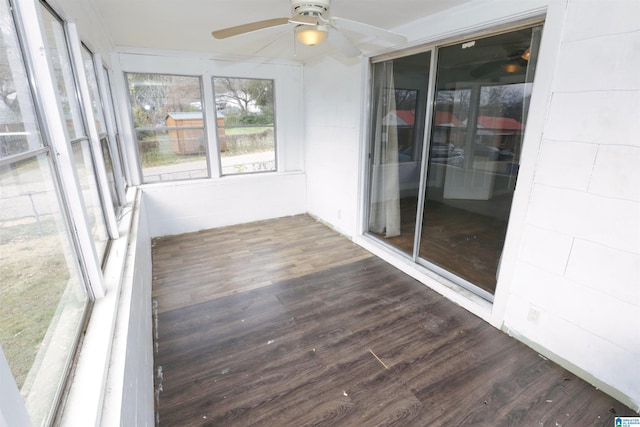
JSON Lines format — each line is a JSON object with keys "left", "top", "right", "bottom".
{"left": 291, "top": 0, "right": 330, "bottom": 16}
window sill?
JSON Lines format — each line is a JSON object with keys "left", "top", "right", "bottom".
{"left": 138, "top": 169, "right": 304, "bottom": 189}
{"left": 60, "top": 188, "right": 140, "bottom": 426}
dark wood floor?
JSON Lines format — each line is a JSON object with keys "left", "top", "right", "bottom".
{"left": 372, "top": 197, "right": 507, "bottom": 295}
{"left": 152, "top": 215, "right": 637, "bottom": 426}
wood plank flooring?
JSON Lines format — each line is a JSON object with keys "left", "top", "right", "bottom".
{"left": 372, "top": 197, "right": 507, "bottom": 294}
{"left": 152, "top": 214, "right": 637, "bottom": 426}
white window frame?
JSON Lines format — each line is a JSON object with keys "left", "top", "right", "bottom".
{"left": 94, "top": 55, "right": 128, "bottom": 206}
{"left": 18, "top": 0, "right": 107, "bottom": 294}
{"left": 0, "top": 0, "right": 107, "bottom": 424}
{"left": 66, "top": 23, "right": 119, "bottom": 239}
{"left": 125, "top": 72, "right": 211, "bottom": 183}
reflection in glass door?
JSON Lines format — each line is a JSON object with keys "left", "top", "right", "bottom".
{"left": 419, "top": 26, "right": 542, "bottom": 296}
{"left": 366, "top": 24, "right": 542, "bottom": 299}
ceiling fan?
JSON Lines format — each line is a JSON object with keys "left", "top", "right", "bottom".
{"left": 211, "top": 0, "right": 407, "bottom": 57}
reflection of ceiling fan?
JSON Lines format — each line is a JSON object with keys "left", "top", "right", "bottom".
{"left": 467, "top": 47, "right": 532, "bottom": 78}
{"left": 211, "top": 0, "right": 407, "bottom": 57}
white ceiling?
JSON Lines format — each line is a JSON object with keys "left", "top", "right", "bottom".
{"left": 89, "top": 0, "right": 474, "bottom": 62}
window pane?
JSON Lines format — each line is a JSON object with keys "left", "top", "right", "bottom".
{"left": 103, "top": 67, "right": 128, "bottom": 192}
{"left": 41, "top": 4, "right": 110, "bottom": 259}
{"left": 367, "top": 52, "right": 431, "bottom": 256}
{"left": 419, "top": 26, "right": 542, "bottom": 295}
{"left": 82, "top": 47, "right": 121, "bottom": 208}
{"left": 100, "top": 136, "right": 119, "bottom": 211}
{"left": 135, "top": 128, "right": 208, "bottom": 182}
{"left": 72, "top": 139, "right": 109, "bottom": 257}
{"left": 1, "top": 4, "right": 90, "bottom": 425}
{"left": 126, "top": 73, "right": 208, "bottom": 182}
{"left": 80, "top": 46, "right": 105, "bottom": 134}
{"left": 40, "top": 4, "right": 86, "bottom": 140}
{"left": 0, "top": 154, "right": 89, "bottom": 426}
{"left": 213, "top": 77, "right": 276, "bottom": 175}
{"left": 0, "top": 3, "right": 43, "bottom": 156}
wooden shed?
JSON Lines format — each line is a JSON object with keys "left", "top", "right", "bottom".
{"left": 166, "top": 112, "right": 226, "bottom": 154}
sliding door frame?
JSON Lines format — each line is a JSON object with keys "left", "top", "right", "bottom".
{"left": 364, "top": 17, "right": 545, "bottom": 302}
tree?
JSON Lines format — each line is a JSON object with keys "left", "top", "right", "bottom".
{"left": 395, "top": 89, "right": 417, "bottom": 111}
{"left": 214, "top": 77, "right": 273, "bottom": 114}
{"left": 127, "top": 73, "right": 202, "bottom": 128}
{"left": 246, "top": 79, "right": 273, "bottom": 109}
{"left": 480, "top": 83, "right": 528, "bottom": 121}
{"left": 127, "top": 73, "right": 170, "bottom": 127}
{"left": 0, "top": 64, "right": 20, "bottom": 119}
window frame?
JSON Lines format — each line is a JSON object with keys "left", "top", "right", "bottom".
{"left": 64, "top": 24, "right": 119, "bottom": 242}
{"left": 37, "top": 1, "right": 115, "bottom": 263}
{"left": 364, "top": 19, "right": 545, "bottom": 302}
{"left": 1, "top": 0, "right": 98, "bottom": 424}
{"left": 80, "top": 44, "right": 125, "bottom": 213}
{"left": 212, "top": 76, "right": 278, "bottom": 177}
{"left": 96, "top": 59, "right": 129, "bottom": 203}
{"left": 125, "top": 72, "right": 210, "bottom": 183}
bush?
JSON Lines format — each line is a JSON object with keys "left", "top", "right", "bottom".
{"left": 223, "top": 128, "right": 274, "bottom": 155}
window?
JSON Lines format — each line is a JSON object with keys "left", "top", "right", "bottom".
{"left": 367, "top": 24, "right": 542, "bottom": 299}
{"left": 0, "top": 1, "right": 90, "bottom": 424}
{"left": 102, "top": 65, "right": 129, "bottom": 195}
{"left": 126, "top": 73, "right": 208, "bottom": 183}
{"left": 81, "top": 45, "right": 121, "bottom": 211}
{"left": 213, "top": 77, "right": 276, "bottom": 175}
{"left": 40, "top": 3, "right": 110, "bottom": 260}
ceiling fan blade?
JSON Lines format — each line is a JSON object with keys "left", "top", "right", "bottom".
{"left": 331, "top": 17, "right": 407, "bottom": 45}
{"left": 212, "top": 18, "right": 290, "bottom": 39}
{"left": 289, "top": 15, "right": 318, "bottom": 25}
{"left": 327, "top": 29, "right": 361, "bottom": 58}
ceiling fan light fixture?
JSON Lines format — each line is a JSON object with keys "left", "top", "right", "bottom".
{"left": 502, "top": 62, "right": 521, "bottom": 73}
{"left": 295, "top": 24, "right": 328, "bottom": 46}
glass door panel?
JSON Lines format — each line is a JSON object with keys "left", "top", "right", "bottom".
{"left": 419, "top": 26, "right": 541, "bottom": 295}
{"left": 367, "top": 51, "right": 431, "bottom": 256}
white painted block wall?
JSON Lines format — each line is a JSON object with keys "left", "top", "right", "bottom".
{"left": 142, "top": 172, "right": 307, "bottom": 238}
{"left": 502, "top": 0, "right": 640, "bottom": 409}
{"left": 304, "top": 55, "right": 365, "bottom": 237}
{"left": 116, "top": 196, "right": 154, "bottom": 426}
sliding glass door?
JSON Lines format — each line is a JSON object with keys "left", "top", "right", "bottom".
{"left": 366, "top": 24, "right": 542, "bottom": 298}
{"left": 368, "top": 51, "right": 431, "bottom": 257}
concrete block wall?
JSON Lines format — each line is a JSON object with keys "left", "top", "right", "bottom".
{"left": 503, "top": 0, "right": 640, "bottom": 409}
{"left": 142, "top": 172, "right": 307, "bottom": 238}
{"left": 303, "top": 55, "right": 364, "bottom": 237}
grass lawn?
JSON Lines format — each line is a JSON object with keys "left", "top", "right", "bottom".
{"left": 0, "top": 219, "right": 71, "bottom": 388}
{"left": 224, "top": 126, "right": 272, "bottom": 136}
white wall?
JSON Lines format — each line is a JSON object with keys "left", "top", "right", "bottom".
{"left": 142, "top": 172, "right": 307, "bottom": 237}
{"left": 303, "top": 55, "right": 365, "bottom": 236}
{"left": 501, "top": 0, "right": 640, "bottom": 409}
{"left": 303, "top": 0, "right": 640, "bottom": 411}
{"left": 107, "top": 194, "right": 154, "bottom": 426}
